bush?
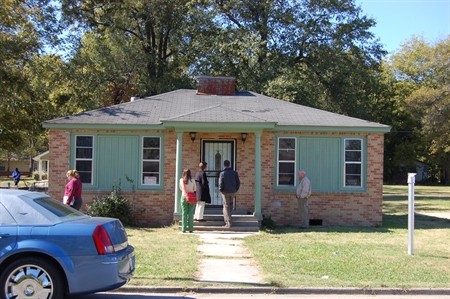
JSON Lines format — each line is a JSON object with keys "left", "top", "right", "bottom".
{"left": 87, "top": 183, "right": 132, "bottom": 226}
{"left": 32, "top": 171, "right": 47, "bottom": 181}
{"left": 260, "top": 214, "right": 276, "bottom": 230}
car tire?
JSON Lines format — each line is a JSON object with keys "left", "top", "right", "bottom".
{"left": 1, "top": 256, "right": 65, "bottom": 299}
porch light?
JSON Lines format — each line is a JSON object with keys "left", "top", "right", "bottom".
{"left": 189, "top": 132, "right": 196, "bottom": 142}
{"left": 241, "top": 133, "right": 248, "bottom": 144}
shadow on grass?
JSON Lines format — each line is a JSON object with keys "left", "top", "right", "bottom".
{"left": 264, "top": 213, "right": 449, "bottom": 235}
{"left": 383, "top": 213, "right": 450, "bottom": 230}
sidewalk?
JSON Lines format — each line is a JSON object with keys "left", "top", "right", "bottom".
{"left": 195, "top": 231, "right": 268, "bottom": 286}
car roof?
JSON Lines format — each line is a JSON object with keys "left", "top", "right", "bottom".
{"left": 0, "top": 189, "right": 85, "bottom": 225}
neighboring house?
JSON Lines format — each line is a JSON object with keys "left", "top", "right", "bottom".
{"left": 32, "top": 151, "right": 49, "bottom": 180}
{"left": 0, "top": 159, "right": 29, "bottom": 177}
{"left": 43, "top": 76, "right": 390, "bottom": 227}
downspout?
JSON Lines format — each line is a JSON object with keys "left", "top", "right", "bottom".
{"left": 254, "top": 131, "right": 262, "bottom": 219}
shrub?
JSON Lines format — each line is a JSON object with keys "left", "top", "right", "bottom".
{"left": 260, "top": 214, "right": 276, "bottom": 230}
{"left": 87, "top": 182, "right": 132, "bottom": 226}
{"left": 32, "top": 170, "right": 47, "bottom": 180}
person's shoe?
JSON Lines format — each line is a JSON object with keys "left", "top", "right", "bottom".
{"left": 198, "top": 219, "right": 206, "bottom": 222}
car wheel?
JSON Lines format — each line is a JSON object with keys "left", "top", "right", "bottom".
{"left": 1, "top": 257, "right": 64, "bottom": 299}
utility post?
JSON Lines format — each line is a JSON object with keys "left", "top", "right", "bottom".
{"left": 407, "top": 173, "right": 416, "bottom": 256}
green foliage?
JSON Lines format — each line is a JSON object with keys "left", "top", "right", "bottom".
{"left": 387, "top": 36, "right": 450, "bottom": 184}
{"left": 260, "top": 214, "right": 276, "bottom": 230}
{"left": 32, "top": 171, "right": 47, "bottom": 181}
{"left": 87, "top": 183, "right": 132, "bottom": 225}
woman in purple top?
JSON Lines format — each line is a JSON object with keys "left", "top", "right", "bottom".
{"left": 64, "top": 169, "right": 83, "bottom": 210}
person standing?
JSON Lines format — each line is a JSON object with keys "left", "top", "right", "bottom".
{"left": 63, "top": 169, "right": 83, "bottom": 210}
{"left": 219, "top": 160, "right": 240, "bottom": 228}
{"left": 12, "top": 168, "right": 21, "bottom": 186}
{"left": 179, "top": 168, "right": 196, "bottom": 233}
{"left": 296, "top": 169, "right": 311, "bottom": 228}
{"left": 194, "top": 161, "right": 211, "bottom": 222}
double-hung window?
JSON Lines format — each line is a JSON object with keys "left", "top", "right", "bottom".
{"left": 142, "top": 137, "right": 161, "bottom": 185}
{"left": 344, "top": 139, "right": 363, "bottom": 187}
{"left": 277, "top": 137, "right": 296, "bottom": 186}
{"left": 75, "top": 136, "right": 93, "bottom": 184}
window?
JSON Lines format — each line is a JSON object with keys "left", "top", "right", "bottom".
{"left": 75, "top": 136, "right": 93, "bottom": 184}
{"left": 277, "top": 137, "right": 296, "bottom": 186}
{"left": 142, "top": 137, "right": 161, "bottom": 185}
{"left": 344, "top": 139, "right": 362, "bottom": 187}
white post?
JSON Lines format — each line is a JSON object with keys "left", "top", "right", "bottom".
{"left": 407, "top": 173, "right": 416, "bottom": 255}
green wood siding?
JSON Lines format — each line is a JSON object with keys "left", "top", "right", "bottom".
{"left": 299, "top": 137, "right": 340, "bottom": 192}
{"left": 97, "top": 135, "right": 139, "bottom": 190}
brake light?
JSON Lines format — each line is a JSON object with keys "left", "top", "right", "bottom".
{"left": 92, "top": 225, "right": 115, "bottom": 255}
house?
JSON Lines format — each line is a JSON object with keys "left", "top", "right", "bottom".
{"left": 0, "top": 158, "right": 29, "bottom": 177}
{"left": 43, "top": 76, "right": 390, "bottom": 227}
{"left": 32, "top": 150, "right": 49, "bottom": 180}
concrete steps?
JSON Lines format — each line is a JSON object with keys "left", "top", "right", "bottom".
{"left": 184, "top": 207, "right": 260, "bottom": 232}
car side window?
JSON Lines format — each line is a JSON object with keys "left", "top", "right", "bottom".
{"left": 0, "top": 202, "right": 16, "bottom": 225}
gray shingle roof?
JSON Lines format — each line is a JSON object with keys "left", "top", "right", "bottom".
{"left": 43, "top": 89, "right": 389, "bottom": 130}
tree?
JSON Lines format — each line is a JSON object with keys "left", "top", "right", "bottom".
{"left": 189, "top": 0, "right": 386, "bottom": 119}
{"left": 389, "top": 36, "right": 450, "bottom": 184}
{"left": 0, "top": 0, "right": 61, "bottom": 169}
{"left": 61, "top": 0, "right": 194, "bottom": 96}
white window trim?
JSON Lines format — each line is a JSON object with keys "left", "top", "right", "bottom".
{"left": 75, "top": 135, "right": 94, "bottom": 185}
{"left": 277, "top": 137, "right": 297, "bottom": 187}
{"left": 141, "top": 136, "right": 161, "bottom": 186}
{"left": 343, "top": 138, "right": 363, "bottom": 188}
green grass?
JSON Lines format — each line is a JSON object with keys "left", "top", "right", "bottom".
{"left": 126, "top": 187, "right": 449, "bottom": 289}
{"left": 384, "top": 184, "right": 450, "bottom": 196}
{"left": 0, "top": 177, "right": 37, "bottom": 189}
{"left": 126, "top": 226, "right": 200, "bottom": 286}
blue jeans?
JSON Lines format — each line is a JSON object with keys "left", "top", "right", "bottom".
{"left": 181, "top": 196, "right": 195, "bottom": 232}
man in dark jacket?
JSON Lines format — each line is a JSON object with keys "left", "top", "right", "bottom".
{"left": 219, "top": 160, "right": 240, "bottom": 228}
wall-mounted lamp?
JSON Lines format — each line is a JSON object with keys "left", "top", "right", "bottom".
{"left": 189, "top": 132, "right": 196, "bottom": 143}
{"left": 241, "top": 133, "right": 248, "bottom": 144}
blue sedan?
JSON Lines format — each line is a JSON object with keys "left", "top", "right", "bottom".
{"left": 0, "top": 189, "right": 135, "bottom": 299}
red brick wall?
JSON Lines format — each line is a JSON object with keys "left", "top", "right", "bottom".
{"left": 261, "top": 132, "right": 384, "bottom": 226}
{"left": 47, "top": 129, "right": 385, "bottom": 227}
{"left": 48, "top": 130, "right": 70, "bottom": 198}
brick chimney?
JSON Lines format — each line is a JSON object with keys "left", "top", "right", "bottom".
{"left": 196, "top": 76, "right": 235, "bottom": 96}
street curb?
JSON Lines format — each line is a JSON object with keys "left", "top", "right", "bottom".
{"left": 115, "top": 286, "right": 450, "bottom": 295}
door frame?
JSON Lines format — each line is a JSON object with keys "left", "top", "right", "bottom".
{"left": 201, "top": 139, "right": 236, "bottom": 206}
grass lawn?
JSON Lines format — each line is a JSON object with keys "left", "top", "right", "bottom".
{"left": 125, "top": 185, "right": 449, "bottom": 289}
{"left": 0, "top": 177, "right": 38, "bottom": 189}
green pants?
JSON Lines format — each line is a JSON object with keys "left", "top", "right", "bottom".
{"left": 181, "top": 196, "right": 195, "bottom": 232}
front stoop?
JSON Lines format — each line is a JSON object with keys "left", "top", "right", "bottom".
{"left": 181, "top": 208, "right": 260, "bottom": 232}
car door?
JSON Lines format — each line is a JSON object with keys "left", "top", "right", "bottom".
{"left": 0, "top": 202, "right": 18, "bottom": 259}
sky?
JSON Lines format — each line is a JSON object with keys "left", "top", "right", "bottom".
{"left": 355, "top": 0, "right": 450, "bottom": 54}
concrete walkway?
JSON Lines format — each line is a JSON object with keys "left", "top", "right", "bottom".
{"left": 195, "top": 231, "right": 269, "bottom": 286}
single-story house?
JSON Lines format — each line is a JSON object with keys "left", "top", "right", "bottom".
{"left": 43, "top": 76, "right": 390, "bottom": 227}
{"left": 32, "top": 150, "right": 49, "bottom": 180}
{"left": 0, "top": 159, "right": 29, "bottom": 177}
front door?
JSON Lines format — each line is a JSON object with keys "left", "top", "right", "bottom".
{"left": 202, "top": 140, "right": 235, "bottom": 205}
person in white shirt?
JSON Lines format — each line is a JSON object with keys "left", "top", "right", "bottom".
{"left": 179, "top": 168, "right": 196, "bottom": 233}
{"left": 296, "top": 169, "right": 311, "bottom": 228}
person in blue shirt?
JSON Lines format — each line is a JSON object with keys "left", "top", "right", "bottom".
{"left": 12, "top": 168, "right": 21, "bottom": 186}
